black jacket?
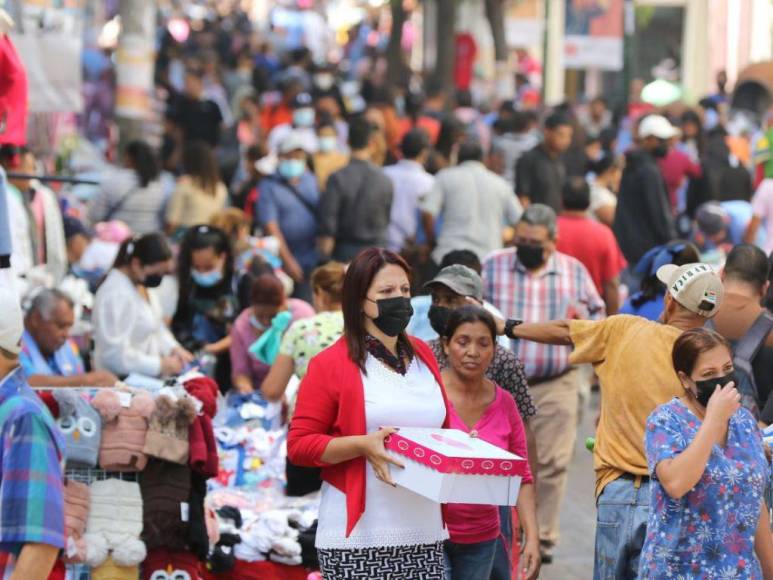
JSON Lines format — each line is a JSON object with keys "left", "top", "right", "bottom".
{"left": 613, "top": 150, "right": 676, "bottom": 265}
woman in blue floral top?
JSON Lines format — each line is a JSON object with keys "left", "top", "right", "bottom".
{"left": 640, "top": 328, "right": 773, "bottom": 579}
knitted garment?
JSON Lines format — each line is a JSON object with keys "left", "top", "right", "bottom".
{"left": 183, "top": 377, "right": 219, "bottom": 478}
{"left": 84, "top": 479, "right": 146, "bottom": 567}
{"left": 142, "top": 548, "right": 200, "bottom": 580}
{"left": 90, "top": 556, "right": 139, "bottom": 580}
{"left": 143, "top": 394, "right": 196, "bottom": 465}
{"left": 63, "top": 479, "right": 90, "bottom": 563}
{"left": 140, "top": 459, "right": 192, "bottom": 552}
{"left": 188, "top": 415, "right": 218, "bottom": 478}
{"left": 183, "top": 377, "right": 218, "bottom": 418}
{"left": 187, "top": 473, "right": 208, "bottom": 561}
{"left": 36, "top": 391, "right": 59, "bottom": 418}
{"left": 92, "top": 389, "right": 154, "bottom": 471}
{"left": 54, "top": 390, "right": 102, "bottom": 468}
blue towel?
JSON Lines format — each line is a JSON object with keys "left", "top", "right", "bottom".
{"left": 248, "top": 310, "right": 292, "bottom": 365}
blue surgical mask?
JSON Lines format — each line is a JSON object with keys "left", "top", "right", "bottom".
{"left": 293, "top": 107, "right": 315, "bottom": 127}
{"left": 278, "top": 159, "right": 306, "bottom": 180}
{"left": 192, "top": 268, "right": 224, "bottom": 287}
{"left": 318, "top": 136, "right": 338, "bottom": 153}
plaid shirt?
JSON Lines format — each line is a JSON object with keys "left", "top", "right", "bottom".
{"left": 0, "top": 367, "right": 65, "bottom": 576}
{"left": 483, "top": 248, "right": 605, "bottom": 380}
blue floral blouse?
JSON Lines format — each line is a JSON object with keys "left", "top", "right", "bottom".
{"left": 639, "top": 398, "right": 770, "bottom": 579}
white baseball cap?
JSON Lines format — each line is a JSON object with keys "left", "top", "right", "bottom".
{"left": 639, "top": 115, "right": 681, "bottom": 140}
{"left": 656, "top": 263, "right": 723, "bottom": 318}
{"left": 278, "top": 132, "right": 309, "bottom": 155}
{"left": 0, "top": 282, "right": 23, "bottom": 355}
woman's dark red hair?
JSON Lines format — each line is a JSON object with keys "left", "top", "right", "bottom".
{"left": 342, "top": 247, "right": 413, "bottom": 370}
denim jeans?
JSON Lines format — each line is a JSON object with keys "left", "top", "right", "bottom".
{"left": 490, "top": 505, "right": 512, "bottom": 580}
{"left": 594, "top": 477, "right": 651, "bottom": 580}
{"left": 443, "top": 538, "right": 497, "bottom": 580}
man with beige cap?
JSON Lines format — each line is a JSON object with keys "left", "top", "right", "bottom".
{"left": 0, "top": 280, "right": 65, "bottom": 579}
{"left": 510, "top": 262, "right": 724, "bottom": 579}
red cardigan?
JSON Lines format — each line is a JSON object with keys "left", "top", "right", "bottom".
{"left": 287, "top": 336, "right": 451, "bottom": 537}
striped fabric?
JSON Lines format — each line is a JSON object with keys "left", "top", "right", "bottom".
{"left": 482, "top": 248, "right": 605, "bottom": 380}
{"left": 0, "top": 368, "right": 65, "bottom": 577}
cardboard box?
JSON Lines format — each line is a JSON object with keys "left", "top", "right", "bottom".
{"left": 384, "top": 427, "right": 526, "bottom": 506}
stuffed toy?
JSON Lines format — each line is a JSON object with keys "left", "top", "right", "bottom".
{"left": 143, "top": 393, "right": 196, "bottom": 464}
{"left": 54, "top": 390, "right": 101, "bottom": 468}
{"left": 92, "top": 388, "right": 154, "bottom": 471}
{"left": 140, "top": 459, "right": 192, "bottom": 552}
{"left": 83, "top": 479, "right": 146, "bottom": 567}
{"left": 63, "top": 479, "right": 90, "bottom": 564}
{"left": 142, "top": 548, "right": 201, "bottom": 580}
{"left": 206, "top": 507, "right": 242, "bottom": 573}
{"left": 90, "top": 556, "right": 139, "bottom": 580}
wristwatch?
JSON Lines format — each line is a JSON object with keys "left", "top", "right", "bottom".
{"left": 504, "top": 319, "right": 524, "bottom": 340}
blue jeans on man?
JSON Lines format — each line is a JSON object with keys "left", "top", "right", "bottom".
{"left": 594, "top": 476, "right": 650, "bottom": 580}
{"left": 444, "top": 538, "right": 498, "bottom": 580}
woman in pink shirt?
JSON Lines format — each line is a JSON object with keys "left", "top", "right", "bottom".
{"left": 441, "top": 306, "right": 540, "bottom": 580}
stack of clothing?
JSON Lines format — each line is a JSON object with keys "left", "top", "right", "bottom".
{"left": 35, "top": 376, "right": 221, "bottom": 575}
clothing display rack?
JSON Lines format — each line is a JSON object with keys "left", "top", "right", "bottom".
{"left": 4, "top": 173, "right": 99, "bottom": 185}
{"left": 64, "top": 468, "right": 137, "bottom": 485}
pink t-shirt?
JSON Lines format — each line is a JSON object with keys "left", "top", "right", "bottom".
{"left": 752, "top": 179, "right": 773, "bottom": 254}
{"left": 229, "top": 298, "right": 315, "bottom": 388}
{"left": 445, "top": 386, "right": 533, "bottom": 544}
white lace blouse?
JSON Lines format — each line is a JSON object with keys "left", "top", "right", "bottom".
{"left": 315, "top": 354, "right": 448, "bottom": 550}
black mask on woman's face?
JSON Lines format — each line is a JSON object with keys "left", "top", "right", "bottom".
{"left": 143, "top": 273, "right": 164, "bottom": 288}
{"left": 428, "top": 305, "right": 452, "bottom": 336}
{"left": 368, "top": 297, "right": 413, "bottom": 337}
{"left": 692, "top": 371, "right": 736, "bottom": 408}
{"left": 517, "top": 243, "right": 545, "bottom": 270}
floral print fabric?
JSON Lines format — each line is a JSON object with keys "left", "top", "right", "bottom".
{"left": 639, "top": 398, "right": 770, "bottom": 579}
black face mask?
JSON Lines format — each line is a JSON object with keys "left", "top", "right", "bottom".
{"left": 693, "top": 371, "right": 736, "bottom": 408}
{"left": 428, "top": 305, "right": 452, "bottom": 336}
{"left": 369, "top": 297, "right": 413, "bottom": 337}
{"left": 652, "top": 143, "right": 669, "bottom": 158}
{"left": 517, "top": 244, "right": 545, "bottom": 270}
{"left": 143, "top": 273, "right": 164, "bottom": 288}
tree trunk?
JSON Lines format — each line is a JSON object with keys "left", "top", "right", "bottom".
{"left": 485, "top": 0, "right": 507, "bottom": 63}
{"left": 432, "top": 0, "right": 457, "bottom": 106}
{"left": 386, "top": 0, "right": 409, "bottom": 87}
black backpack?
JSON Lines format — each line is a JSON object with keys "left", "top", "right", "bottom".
{"left": 706, "top": 310, "right": 773, "bottom": 418}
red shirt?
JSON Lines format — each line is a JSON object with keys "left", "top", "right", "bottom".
{"left": 657, "top": 148, "right": 702, "bottom": 211}
{"left": 454, "top": 33, "right": 477, "bottom": 91}
{"left": 556, "top": 215, "right": 627, "bottom": 295}
{"left": 0, "top": 37, "right": 28, "bottom": 147}
{"left": 288, "top": 336, "right": 451, "bottom": 537}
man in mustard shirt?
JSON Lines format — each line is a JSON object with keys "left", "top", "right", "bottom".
{"left": 511, "top": 263, "right": 724, "bottom": 579}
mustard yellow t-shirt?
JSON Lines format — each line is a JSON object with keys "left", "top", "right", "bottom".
{"left": 569, "top": 315, "right": 684, "bottom": 497}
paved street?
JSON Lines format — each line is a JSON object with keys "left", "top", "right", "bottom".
{"left": 541, "top": 390, "right": 599, "bottom": 580}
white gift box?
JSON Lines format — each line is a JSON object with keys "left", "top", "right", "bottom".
{"left": 385, "top": 427, "right": 526, "bottom": 506}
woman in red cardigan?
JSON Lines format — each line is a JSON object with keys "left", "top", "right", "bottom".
{"left": 288, "top": 248, "right": 452, "bottom": 579}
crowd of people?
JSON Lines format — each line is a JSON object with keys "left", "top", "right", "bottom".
{"left": 5, "top": 4, "right": 773, "bottom": 580}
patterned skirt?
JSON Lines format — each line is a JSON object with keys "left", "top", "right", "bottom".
{"left": 318, "top": 542, "right": 445, "bottom": 579}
